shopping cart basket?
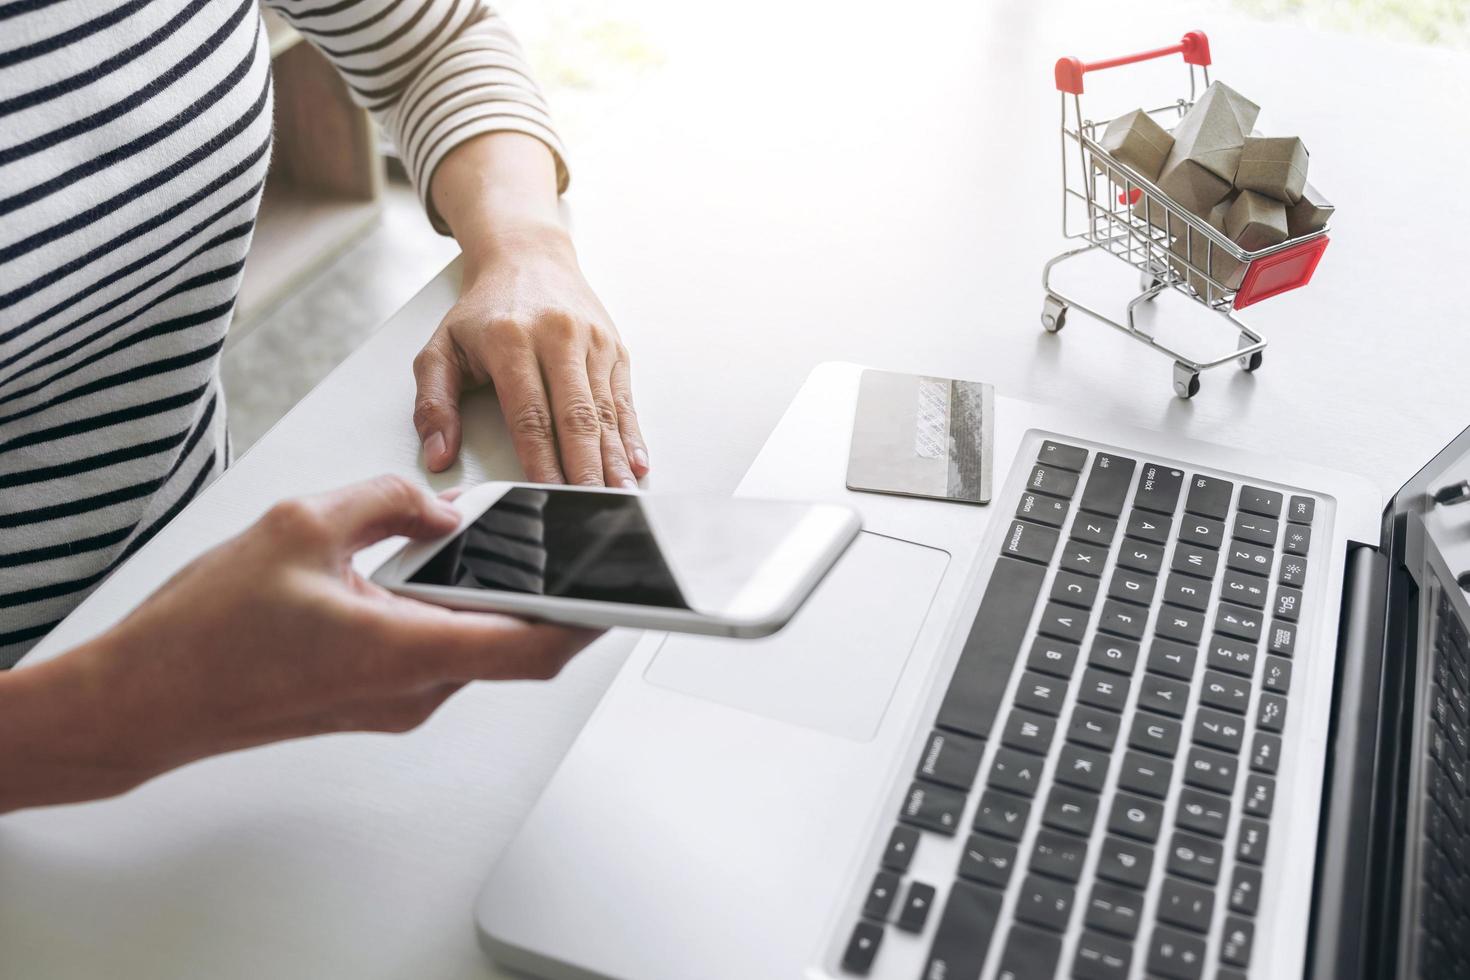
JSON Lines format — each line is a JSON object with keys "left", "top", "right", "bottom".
{"left": 1041, "top": 30, "right": 1330, "bottom": 398}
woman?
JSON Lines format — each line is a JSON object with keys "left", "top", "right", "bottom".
{"left": 0, "top": 0, "right": 639, "bottom": 807}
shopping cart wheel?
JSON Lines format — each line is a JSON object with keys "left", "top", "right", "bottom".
{"left": 1238, "top": 350, "right": 1264, "bottom": 372}
{"left": 1172, "top": 362, "right": 1201, "bottom": 399}
{"left": 1041, "top": 296, "right": 1068, "bottom": 333}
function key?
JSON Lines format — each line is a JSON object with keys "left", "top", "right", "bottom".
{"left": 1079, "top": 453, "right": 1138, "bottom": 517}
{"left": 923, "top": 880, "right": 1001, "bottom": 980}
{"left": 1039, "top": 440, "right": 1088, "bottom": 472}
{"left": 881, "top": 825, "right": 919, "bottom": 873}
{"left": 896, "top": 881, "right": 936, "bottom": 933}
{"left": 1279, "top": 555, "right": 1308, "bottom": 587}
{"left": 1284, "top": 523, "right": 1312, "bottom": 555}
{"left": 841, "top": 920, "right": 884, "bottom": 975}
{"left": 1243, "top": 774, "right": 1276, "bottom": 817}
{"left": 1236, "top": 818, "right": 1270, "bottom": 865}
{"left": 1228, "top": 865, "right": 1262, "bottom": 915}
{"left": 1238, "top": 485, "right": 1282, "bottom": 518}
{"left": 1134, "top": 463, "right": 1185, "bottom": 515}
{"left": 1002, "top": 520, "right": 1060, "bottom": 565}
{"left": 1220, "top": 916, "right": 1256, "bottom": 969}
{"left": 1267, "top": 620, "right": 1298, "bottom": 656}
{"left": 1262, "top": 656, "right": 1292, "bottom": 694}
{"left": 1288, "top": 494, "right": 1316, "bottom": 524}
{"left": 1029, "top": 464, "right": 1079, "bottom": 500}
{"left": 1185, "top": 474, "right": 1234, "bottom": 521}
{"left": 1274, "top": 586, "right": 1303, "bottom": 622}
{"left": 862, "top": 870, "right": 901, "bottom": 920}
{"left": 1017, "top": 491, "right": 1069, "bottom": 528}
{"left": 1257, "top": 694, "right": 1288, "bottom": 734}
{"left": 1250, "top": 732, "right": 1282, "bottom": 774}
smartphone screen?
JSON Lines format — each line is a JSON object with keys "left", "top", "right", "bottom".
{"left": 407, "top": 488, "right": 822, "bottom": 613}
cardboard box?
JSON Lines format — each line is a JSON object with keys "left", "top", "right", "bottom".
{"left": 1225, "top": 190, "right": 1289, "bottom": 251}
{"left": 1286, "top": 180, "right": 1334, "bottom": 237}
{"left": 1154, "top": 82, "right": 1260, "bottom": 216}
{"left": 1236, "top": 136, "right": 1309, "bottom": 204}
{"left": 1097, "top": 109, "right": 1174, "bottom": 184}
{"left": 1170, "top": 194, "right": 1245, "bottom": 297}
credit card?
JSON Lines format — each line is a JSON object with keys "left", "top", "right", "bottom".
{"left": 846, "top": 369, "right": 993, "bottom": 504}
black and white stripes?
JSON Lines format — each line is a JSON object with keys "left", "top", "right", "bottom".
{"left": 0, "top": 0, "right": 566, "bottom": 665}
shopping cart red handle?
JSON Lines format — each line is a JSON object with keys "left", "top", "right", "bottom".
{"left": 1055, "top": 31, "right": 1211, "bottom": 94}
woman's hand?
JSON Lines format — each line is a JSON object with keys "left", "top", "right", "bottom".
{"left": 0, "top": 476, "right": 601, "bottom": 812}
{"left": 412, "top": 233, "right": 647, "bottom": 487}
{"left": 412, "top": 131, "right": 649, "bottom": 487}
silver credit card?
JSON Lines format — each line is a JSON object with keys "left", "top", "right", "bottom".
{"left": 846, "top": 369, "right": 993, "bottom": 504}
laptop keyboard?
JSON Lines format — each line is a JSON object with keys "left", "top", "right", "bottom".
{"left": 840, "top": 439, "right": 1320, "bottom": 979}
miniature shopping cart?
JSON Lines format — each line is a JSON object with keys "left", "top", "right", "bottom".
{"left": 1041, "top": 31, "right": 1330, "bottom": 398}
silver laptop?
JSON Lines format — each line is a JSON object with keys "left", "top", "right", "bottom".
{"left": 473, "top": 361, "right": 1470, "bottom": 980}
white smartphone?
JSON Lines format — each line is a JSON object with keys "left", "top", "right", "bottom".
{"left": 370, "top": 482, "right": 862, "bottom": 638}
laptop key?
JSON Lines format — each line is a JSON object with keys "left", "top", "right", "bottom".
{"left": 1279, "top": 554, "right": 1308, "bottom": 587}
{"left": 1079, "top": 453, "right": 1137, "bottom": 517}
{"left": 1125, "top": 509, "right": 1172, "bottom": 544}
{"left": 1221, "top": 569, "right": 1270, "bottom": 609}
{"left": 995, "top": 924, "right": 1062, "bottom": 980}
{"left": 1156, "top": 605, "right": 1205, "bottom": 645}
{"left": 1043, "top": 785, "right": 1099, "bottom": 837}
{"left": 1072, "top": 514, "right": 1118, "bottom": 548}
{"left": 1214, "top": 603, "right": 1263, "bottom": 642}
{"left": 1284, "top": 523, "right": 1312, "bottom": 555}
{"left": 1147, "top": 638, "right": 1198, "bottom": 681}
{"left": 1061, "top": 539, "right": 1110, "bottom": 577}
{"left": 958, "top": 833, "right": 1018, "bottom": 887}
{"left": 1098, "top": 599, "right": 1147, "bottom": 641}
{"left": 1220, "top": 916, "right": 1256, "bottom": 969}
{"left": 1200, "top": 670, "right": 1252, "bottom": 714}
{"left": 1185, "top": 475, "right": 1234, "bottom": 521}
{"left": 1028, "top": 464, "right": 1079, "bottom": 499}
{"left": 1134, "top": 464, "right": 1184, "bottom": 515}
{"left": 1118, "top": 538, "right": 1165, "bottom": 575}
{"left": 1232, "top": 513, "right": 1279, "bottom": 547}
{"left": 1257, "top": 693, "right": 1288, "bottom": 733}
{"left": 1179, "top": 515, "right": 1224, "bottom": 550}
{"left": 1288, "top": 494, "right": 1316, "bottom": 524}
{"left": 972, "top": 789, "right": 1031, "bottom": 841}
{"left": 1017, "top": 491, "right": 1068, "bottom": 528}
{"left": 1129, "top": 712, "right": 1182, "bottom": 758}
{"left": 899, "top": 780, "right": 966, "bottom": 835}
{"left": 1267, "top": 619, "right": 1298, "bottom": 656}
{"left": 1039, "top": 440, "right": 1088, "bottom": 472}
{"left": 1184, "top": 746, "right": 1239, "bottom": 795}
{"left": 1238, "top": 485, "right": 1282, "bottom": 518}
{"left": 1117, "top": 751, "right": 1173, "bottom": 799}
{"left": 1015, "top": 873, "right": 1075, "bottom": 932}
{"left": 881, "top": 825, "right": 919, "bottom": 873}
{"left": 1206, "top": 634, "right": 1258, "bottom": 677}
{"left": 1237, "top": 817, "right": 1270, "bottom": 864}
{"left": 1107, "top": 792, "right": 1163, "bottom": 842}
{"left": 935, "top": 557, "right": 1045, "bottom": 738}
{"left": 1097, "top": 835, "right": 1153, "bottom": 888}
{"left": 1167, "top": 831, "right": 1224, "bottom": 884}
{"left": 1085, "top": 882, "right": 1144, "bottom": 938}
{"left": 1250, "top": 733, "right": 1282, "bottom": 774}
{"left": 862, "top": 870, "right": 900, "bottom": 920}
{"left": 1263, "top": 656, "right": 1292, "bottom": 694}
{"left": 1013, "top": 670, "right": 1067, "bottom": 716}
{"left": 1050, "top": 569, "right": 1099, "bottom": 609}
{"left": 1003, "top": 520, "right": 1059, "bottom": 566}
{"left": 1148, "top": 924, "right": 1207, "bottom": 980}
{"left": 989, "top": 748, "right": 1044, "bottom": 798}
{"left": 1056, "top": 743, "right": 1111, "bottom": 793}
{"left": 1243, "top": 774, "right": 1276, "bottom": 817}
{"left": 1274, "top": 585, "right": 1304, "bottom": 622}
{"left": 1157, "top": 877, "right": 1215, "bottom": 933}
{"left": 1136, "top": 673, "right": 1189, "bottom": 718}
{"left": 1001, "top": 708, "right": 1057, "bottom": 756}
{"left": 1079, "top": 668, "right": 1131, "bottom": 713}
{"left": 1229, "top": 865, "right": 1262, "bottom": 915}
{"left": 1110, "top": 567, "right": 1158, "bottom": 607}
{"left": 840, "top": 920, "right": 883, "bottom": 975}
{"left": 1193, "top": 708, "right": 1245, "bottom": 754}
{"left": 1176, "top": 787, "right": 1231, "bottom": 838}
{"left": 1073, "top": 929, "right": 1134, "bottom": 980}
{"left": 1088, "top": 636, "right": 1140, "bottom": 675}
{"left": 923, "top": 880, "right": 1001, "bottom": 980}
{"left": 1227, "top": 540, "right": 1273, "bottom": 575}
{"left": 1030, "top": 828, "right": 1088, "bottom": 882}
{"left": 916, "top": 729, "right": 984, "bottom": 790}
{"left": 1162, "top": 572, "right": 1209, "bottom": 611}
{"left": 1170, "top": 543, "right": 1218, "bottom": 580}
{"left": 1068, "top": 705, "right": 1121, "bottom": 750}
{"left": 1027, "top": 637, "right": 1079, "bottom": 678}
{"left": 895, "top": 881, "right": 936, "bottom": 933}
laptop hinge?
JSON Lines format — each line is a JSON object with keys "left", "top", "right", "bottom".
{"left": 1307, "top": 541, "right": 1390, "bottom": 980}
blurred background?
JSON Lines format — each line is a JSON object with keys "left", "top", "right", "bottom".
{"left": 224, "top": 0, "right": 1468, "bottom": 455}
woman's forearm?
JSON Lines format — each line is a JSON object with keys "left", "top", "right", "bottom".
{"left": 428, "top": 130, "right": 570, "bottom": 265}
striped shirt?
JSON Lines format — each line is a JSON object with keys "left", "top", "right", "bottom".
{"left": 0, "top": 0, "right": 568, "bottom": 666}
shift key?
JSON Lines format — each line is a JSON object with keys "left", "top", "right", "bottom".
{"left": 1079, "top": 453, "right": 1138, "bottom": 517}
{"left": 937, "top": 557, "right": 1047, "bottom": 738}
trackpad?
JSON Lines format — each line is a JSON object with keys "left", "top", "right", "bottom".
{"left": 644, "top": 532, "right": 950, "bottom": 741}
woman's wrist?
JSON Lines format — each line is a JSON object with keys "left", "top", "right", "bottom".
{"left": 0, "top": 634, "right": 162, "bottom": 812}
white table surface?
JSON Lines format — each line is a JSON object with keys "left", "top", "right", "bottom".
{"left": 5, "top": 2, "right": 1470, "bottom": 977}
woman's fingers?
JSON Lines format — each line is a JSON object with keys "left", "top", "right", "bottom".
{"left": 482, "top": 342, "right": 565, "bottom": 484}
{"left": 542, "top": 342, "right": 608, "bottom": 486}
{"left": 270, "top": 475, "right": 459, "bottom": 558}
{"left": 609, "top": 351, "right": 648, "bottom": 477}
{"left": 411, "top": 332, "right": 466, "bottom": 473}
{"left": 586, "top": 347, "right": 636, "bottom": 489}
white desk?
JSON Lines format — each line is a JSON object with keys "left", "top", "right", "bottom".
{"left": 5, "top": 3, "right": 1470, "bottom": 977}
